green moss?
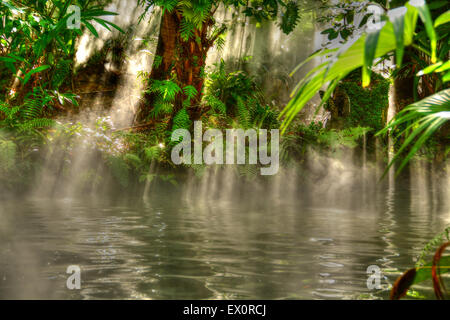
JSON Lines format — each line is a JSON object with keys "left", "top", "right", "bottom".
{"left": 339, "top": 70, "right": 390, "bottom": 131}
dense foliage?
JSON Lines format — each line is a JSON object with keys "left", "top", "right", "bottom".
{"left": 135, "top": 0, "right": 304, "bottom": 128}
{"left": 281, "top": 0, "right": 449, "bottom": 175}
{"left": 338, "top": 70, "right": 390, "bottom": 131}
{"left": 0, "top": 0, "right": 447, "bottom": 192}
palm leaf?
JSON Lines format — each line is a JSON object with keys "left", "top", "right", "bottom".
{"left": 280, "top": 2, "right": 419, "bottom": 133}
{"left": 377, "top": 89, "right": 450, "bottom": 176}
{"left": 434, "top": 10, "right": 450, "bottom": 27}
{"left": 389, "top": 7, "right": 407, "bottom": 68}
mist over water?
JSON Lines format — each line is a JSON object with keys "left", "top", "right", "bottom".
{"left": 30, "top": 0, "right": 322, "bottom": 199}
{"left": 0, "top": 161, "right": 448, "bottom": 299}
{"left": 0, "top": 1, "right": 449, "bottom": 300}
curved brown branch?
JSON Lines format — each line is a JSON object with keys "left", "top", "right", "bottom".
{"left": 390, "top": 268, "right": 417, "bottom": 300}
{"left": 432, "top": 242, "right": 450, "bottom": 300}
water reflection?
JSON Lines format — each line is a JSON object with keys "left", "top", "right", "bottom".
{"left": 0, "top": 168, "right": 448, "bottom": 299}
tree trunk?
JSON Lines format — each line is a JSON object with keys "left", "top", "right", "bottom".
{"left": 174, "top": 20, "right": 211, "bottom": 120}
{"left": 394, "top": 50, "right": 415, "bottom": 113}
{"left": 136, "top": 10, "right": 215, "bottom": 127}
{"left": 135, "top": 11, "right": 178, "bottom": 122}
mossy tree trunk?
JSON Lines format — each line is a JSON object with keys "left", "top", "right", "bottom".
{"left": 136, "top": 9, "right": 221, "bottom": 126}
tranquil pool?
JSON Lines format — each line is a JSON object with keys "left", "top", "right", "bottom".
{"left": 0, "top": 176, "right": 448, "bottom": 299}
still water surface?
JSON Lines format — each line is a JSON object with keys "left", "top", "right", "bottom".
{"left": 0, "top": 180, "right": 448, "bottom": 300}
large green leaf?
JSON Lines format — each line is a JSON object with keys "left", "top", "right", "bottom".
{"left": 280, "top": 3, "right": 419, "bottom": 133}
{"left": 377, "top": 89, "right": 450, "bottom": 176}
{"left": 92, "top": 18, "right": 125, "bottom": 34}
{"left": 81, "top": 19, "right": 99, "bottom": 37}
{"left": 434, "top": 10, "right": 450, "bottom": 27}
{"left": 363, "top": 27, "right": 382, "bottom": 87}
{"left": 411, "top": 0, "right": 437, "bottom": 63}
{"left": 414, "top": 256, "right": 450, "bottom": 285}
{"left": 388, "top": 6, "right": 407, "bottom": 68}
{"left": 82, "top": 10, "right": 119, "bottom": 18}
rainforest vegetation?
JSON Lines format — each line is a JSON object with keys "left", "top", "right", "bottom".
{"left": 0, "top": 0, "right": 449, "bottom": 300}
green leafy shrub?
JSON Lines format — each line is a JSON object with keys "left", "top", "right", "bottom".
{"left": 204, "top": 61, "right": 280, "bottom": 129}
{"left": 280, "top": 121, "right": 372, "bottom": 163}
{"left": 332, "top": 70, "right": 390, "bottom": 131}
{"left": 172, "top": 107, "right": 192, "bottom": 132}
{"left": 0, "top": 0, "right": 122, "bottom": 104}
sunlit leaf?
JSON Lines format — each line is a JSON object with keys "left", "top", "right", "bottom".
{"left": 280, "top": 3, "right": 419, "bottom": 133}
{"left": 377, "top": 89, "right": 450, "bottom": 176}
{"left": 388, "top": 7, "right": 407, "bottom": 68}
{"left": 82, "top": 19, "right": 99, "bottom": 37}
{"left": 417, "top": 61, "right": 443, "bottom": 76}
{"left": 363, "top": 27, "right": 382, "bottom": 87}
{"left": 434, "top": 10, "right": 450, "bottom": 27}
{"left": 411, "top": 0, "right": 437, "bottom": 63}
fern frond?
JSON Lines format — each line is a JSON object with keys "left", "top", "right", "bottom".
{"left": 149, "top": 80, "right": 182, "bottom": 102}
{"left": 180, "top": 19, "right": 195, "bottom": 41}
{"left": 144, "top": 146, "right": 161, "bottom": 161}
{"left": 124, "top": 153, "right": 142, "bottom": 169}
{"left": 236, "top": 95, "right": 251, "bottom": 129}
{"left": 183, "top": 85, "right": 198, "bottom": 100}
{"left": 205, "top": 95, "right": 226, "bottom": 114}
{"left": 172, "top": 107, "right": 192, "bottom": 132}
{"left": 18, "top": 118, "right": 55, "bottom": 132}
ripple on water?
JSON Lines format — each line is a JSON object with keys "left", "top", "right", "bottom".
{"left": 312, "top": 288, "right": 346, "bottom": 299}
{"left": 319, "top": 262, "right": 345, "bottom": 268}
{"left": 0, "top": 185, "right": 448, "bottom": 300}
